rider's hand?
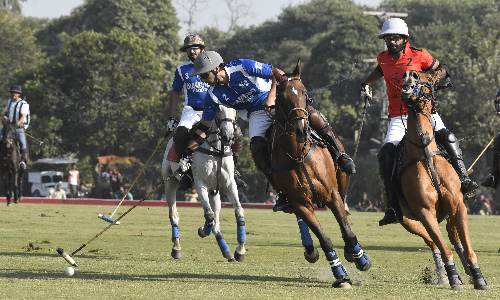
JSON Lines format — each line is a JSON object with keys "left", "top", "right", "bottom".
{"left": 166, "top": 117, "right": 178, "bottom": 132}
{"left": 178, "top": 148, "right": 194, "bottom": 173}
{"left": 360, "top": 83, "right": 372, "bottom": 102}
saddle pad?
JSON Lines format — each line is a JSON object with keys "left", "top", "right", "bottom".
{"left": 166, "top": 144, "right": 179, "bottom": 162}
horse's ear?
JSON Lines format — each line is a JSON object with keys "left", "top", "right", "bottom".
{"left": 293, "top": 59, "right": 301, "bottom": 77}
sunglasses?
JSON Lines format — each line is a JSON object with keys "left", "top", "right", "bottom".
{"left": 185, "top": 46, "right": 200, "bottom": 52}
{"left": 384, "top": 35, "right": 403, "bottom": 43}
{"left": 199, "top": 71, "right": 210, "bottom": 79}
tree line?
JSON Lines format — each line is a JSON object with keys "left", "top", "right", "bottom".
{"left": 2, "top": 0, "right": 500, "bottom": 204}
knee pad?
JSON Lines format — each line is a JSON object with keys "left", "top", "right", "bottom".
{"left": 173, "top": 126, "right": 190, "bottom": 157}
{"left": 435, "top": 128, "right": 456, "bottom": 144}
{"left": 250, "top": 136, "right": 269, "bottom": 171}
{"left": 377, "top": 143, "right": 397, "bottom": 176}
{"left": 307, "top": 106, "right": 330, "bottom": 131}
{"left": 231, "top": 125, "right": 244, "bottom": 155}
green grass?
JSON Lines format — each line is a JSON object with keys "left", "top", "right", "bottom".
{"left": 0, "top": 203, "right": 499, "bottom": 299}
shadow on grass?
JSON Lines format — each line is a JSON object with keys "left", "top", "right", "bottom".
{"left": 0, "top": 268, "right": 323, "bottom": 284}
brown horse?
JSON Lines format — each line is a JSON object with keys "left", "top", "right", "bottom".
{"left": 399, "top": 70, "right": 490, "bottom": 291}
{"left": 269, "top": 60, "right": 371, "bottom": 289}
{"left": 0, "top": 121, "right": 24, "bottom": 206}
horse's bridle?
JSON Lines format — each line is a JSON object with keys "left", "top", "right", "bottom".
{"left": 275, "top": 76, "right": 310, "bottom": 136}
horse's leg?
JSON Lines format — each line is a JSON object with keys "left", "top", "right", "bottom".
{"left": 296, "top": 214, "right": 319, "bottom": 263}
{"left": 197, "top": 185, "right": 215, "bottom": 238}
{"left": 326, "top": 189, "right": 371, "bottom": 271}
{"left": 13, "top": 172, "right": 18, "bottom": 204}
{"left": 449, "top": 203, "right": 491, "bottom": 290}
{"left": 416, "top": 208, "right": 463, "bottom": 291}
{"left": 18, "top": 171, "right": 23, "bottom": 202}
{"left": 445, "top": 218, "right": 471, "bottom": 276}
{"left": 209, "top": 190, "right": 236, "bottom": 262}
{"left": 401, "top": 217, "right": 447, "bottom": 284}
{"left": 3, "top": 172, "right": 10, "bottom": 206}
{"left": 163, "top": 154, "right": 182, "bottom": 259}
{"left": 6, "top": 172, "right": 12, "bottom": 206}
{"left": 221, "top": 174, "right": 246, "bottom": 262}
{"left": 295, "top": 204, "right": 351, "bottom": 288}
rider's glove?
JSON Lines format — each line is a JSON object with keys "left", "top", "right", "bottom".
{"left": 360, "top": 83, "right": 372, "bottom": 102}
{"left": 178, "top": 148, "right": 194, "bottom": 173}
{"left": 166, "top": 117, "right": 178, "bottom": 132}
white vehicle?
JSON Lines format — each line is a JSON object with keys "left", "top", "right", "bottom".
{"left": 28, "top": 158, "right": 77, "bottom": 197}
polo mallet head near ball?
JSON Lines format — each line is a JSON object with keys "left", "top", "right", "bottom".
{"left": 57, "top": 248, "right": 79, "bottom": 267}
{"left": 98, "top": 214, "right": 120, "bottom": 225}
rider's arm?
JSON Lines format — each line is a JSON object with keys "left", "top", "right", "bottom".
{"left": 168, "top": 90, "right": 181, "bottom": 118}
{"left": 362, "top": 67, "right": 384, "bottom": 85}
{"left": 263, "top": 66, "right": 284, "bottom": 108}
{"left": 17, "top": 113, "right": 26, "bottom": 127}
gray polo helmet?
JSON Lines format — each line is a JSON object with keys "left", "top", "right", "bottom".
{"left": 9, "top": 85, "right": 22, "bottom": 93}
{"left": 189, "top": 51, "right": 224, "bottom": 77}
{"left": 180, "top": 34, "right": 205, "bottom": 52}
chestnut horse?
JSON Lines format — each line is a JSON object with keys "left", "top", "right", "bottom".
{"left": 269, "top": 61, "right": 371, "bottom": 289}
{"left": 0, "top": 121, "right": 24, "bottom": 206}
{"left": 399, "top": 70, "right": 490, "bottom": 291}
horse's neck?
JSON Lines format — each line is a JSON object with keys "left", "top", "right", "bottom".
{"left": 406, "top": 109, "right": 438, "bottom": 156}
{"left": 274, "top": 125, "right": 308, "bottom": 159}
{"left": 200, "top": 123, "right": 223, "bottom": 151}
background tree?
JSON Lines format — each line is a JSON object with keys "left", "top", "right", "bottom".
{"left": 174, "top": 0, "right": 207, "bottom": 34}
{"left": 1, "top": 0, "right": 25, "bottom": 14}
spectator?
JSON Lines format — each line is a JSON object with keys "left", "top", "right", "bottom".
{"left": 355, "top": 193, "right": 373, "bottom": 212}
{"left": 109, "top": 166, "right": 122, "bottom": 194}
{"left": 479, "top": 194, "right": 492, "bottom": 215}
{"left": 469, "top": 198, "right": 483, "bottom": 215}
{"left": 265, "top": 191, "right": 277, "bottom": 205}
{"left": 76, "top": 183, "right": 89, "bottom": 198}
{"left": 103, "top": 188, "right": 114, "bottom": 199}
{"left": 184, "top": 188, "right": 198, "bottom": 203}
{"left": 49, "top": 183, "right": 66, "bottom": 199}
{"left": 68, "top": 163, "right": 80, "bottom": 198}
{"left": 115, "top": 185, "right": 132, "bottom": 200}
{"left": 372, "top": 193, "right": 384, "bottom": 212}
{"left": 238, "top": 189, "right": 249, "bottom": 203}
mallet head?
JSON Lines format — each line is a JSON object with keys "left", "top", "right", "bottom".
{"left": 57, "top": 248, "right": 79, "bottom": 267}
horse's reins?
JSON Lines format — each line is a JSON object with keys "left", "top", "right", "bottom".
{"left": 195, "top": 116, "right": 235, "bottom": 196}
{"left": 270, "top": 76, "right": 321, "bottom": 205}
{"left": 400, "top": 76, "right": 444, "bottom": 214}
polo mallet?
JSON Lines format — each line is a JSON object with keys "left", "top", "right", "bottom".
{"left": 25, "top": 133, "right": 43, "bottom": 145}
{"left": 342, "top": 98, "right": 369, "bottom": 210}
{"left": 306, "top": 63, "right": 357, "bottom": 95}
{"left": 58, "top": 170, "right": 180, "bottom": 267}
{"left": 98, "top": 129, "right": 173, "bottom": 224}
{"left": 467, "top": 132, "right": 498, "bottom": 175}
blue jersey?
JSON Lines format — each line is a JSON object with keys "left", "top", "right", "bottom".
{"left": 172, "top": 60, "right": 209, "bottom": 108}
{"left": 202, "top": 59, "right": 272, "bottom": 121}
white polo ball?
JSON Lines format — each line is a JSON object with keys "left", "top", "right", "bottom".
{"left": 65, "top": 267, "right": 74, "bottom": 277}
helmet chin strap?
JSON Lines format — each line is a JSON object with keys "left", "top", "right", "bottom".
{"left": 212, "top": 70, "right": 222, "bottom": 87}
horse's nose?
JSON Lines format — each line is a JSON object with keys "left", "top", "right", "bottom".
{"left": 222, "top": 135, "right": 234, "bottom": 146}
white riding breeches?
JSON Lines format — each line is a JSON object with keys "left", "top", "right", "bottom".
{"left": 178, "top": 106, "right": 203, "bottom": 129}
{"left": 247, "top": 109, "right": 274, "bottom": 140}
{"left": 385, "top": 113, "right": 446, "bottom": 147}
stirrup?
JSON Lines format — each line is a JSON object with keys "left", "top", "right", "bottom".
{"left": 337, "top": 153, "right": 356, "bottom": 174}
{"left": 273, "top": 194, "right": 293, "bottom": 213}
{"left": 379, "top": 207, "right": 401, "bottom": 226}
{"left": 461, "top": 178, "right": 478, "bottom": 200}
{"left": 481, "top": 174, "right": 498, "bottom": 189}
{"left": 19, "top": 161, "right": 26, "bottom": 170}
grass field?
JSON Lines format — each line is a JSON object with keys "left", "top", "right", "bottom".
{"left": 0, "top": 203, "right": 499, "bottom": 299}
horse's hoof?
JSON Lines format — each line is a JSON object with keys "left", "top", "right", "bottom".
{"left": 224, "top": 252, "right": 238, "bottom": 263}
{"left": 332, "top": 275, "right": 352, "bottom": 289}
{"left": 450, "top": 283, "right": 463, "bottom": 291}
{"left": 437, "top": 272, "right": 449, "bottom": 285}
{"left": 356, "top": 252, "right": 372, "bottom": 271}
{"left": 171, "top": 248, "right": 182, "bottom": 259}
{"left": 6, "top": 202, "right": 11, "bottom": 207}
{"left": 13, "top": 200, "right": 17, "bottom": 204}
{"left": 475, "top": 284, "right": 492, "bottom": 291}
{"left": 18, "top": 196, "right": 22, "bottom": 202}
{"left": 304, "top": 247, "right": 319, "bottom": 263}
{"left": 343, "top": 246, "right": 354, "bottom": 263}
{"left": 234, "top": 251, "right": 245, "bottom": 262}
{"left": 198, "top": 227, "right": 208, "bottom": 238}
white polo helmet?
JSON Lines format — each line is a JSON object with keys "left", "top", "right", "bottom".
{"left": 189, "top": 51, "right": 224, "bottom": 77}
{"left": 378, "top": 18, "right": 409, "bottom": 39}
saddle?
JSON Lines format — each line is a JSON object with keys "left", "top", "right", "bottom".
{"left": 391, "top": 135, "right": 451, "bottom": 223}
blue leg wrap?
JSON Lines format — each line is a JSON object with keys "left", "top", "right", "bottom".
{"left": 236, "top": 218, "right": 246, "bottom": 243}
{"left": 348, "top": 243, "right": 367, "bottom": 266}
{"left": 326, "top": 250, "right": 348, "bottom": 278}
{"left": 296, "top": 215, "right": 313, "bottom": 247}
{"left": 215, "top": 232, "right": 231, "bottom": 255}
{"left": 203, "top": 221, "right": 213, "bottom": 236}
{"left": 171, "top": 221, "right": 180, "bottom": 239}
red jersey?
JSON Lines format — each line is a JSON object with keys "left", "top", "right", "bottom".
{"left": 377, "top": 41, "right": 437, "bottom": 117}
